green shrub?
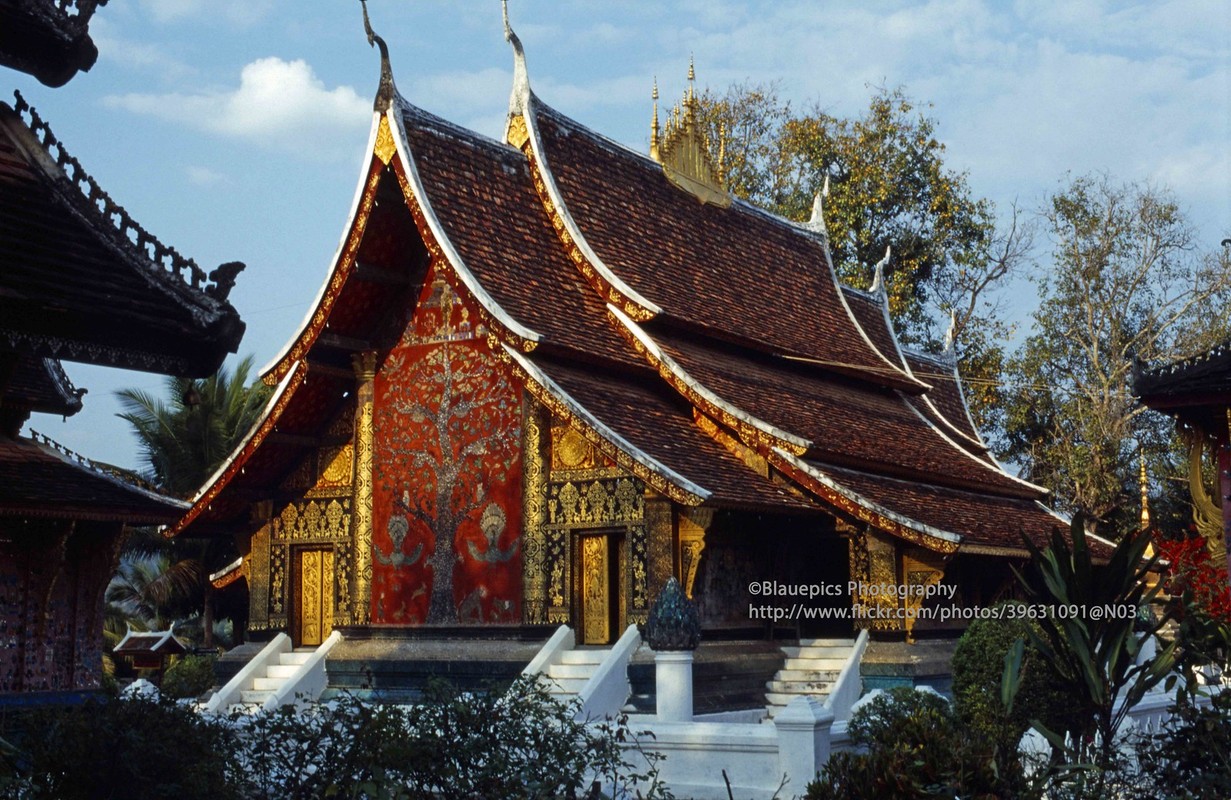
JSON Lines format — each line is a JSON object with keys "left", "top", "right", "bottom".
{"left": 1132, "top": 688, "right": 1231, "bottom": 800}
{"left": 952, "top": 605, "right": 1084, "bottom": 765}
{"left": 806, "top": 687, "right": 1011, "bottom": 800}
{"left": 161, "top": 653, "right": 217, "bottom": 699}
{"left": 0, "top": 696, "right": 236, "bottom": 800}
{"left": 234, "top": 677, "right": 671, "bottom": 800}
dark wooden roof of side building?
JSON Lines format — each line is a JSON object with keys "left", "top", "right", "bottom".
{"left": 0, "top": 0, "right": 106, "bottom": 87}
{"left": 0, "top": 94, "right": 245, "bottom": 379}
{"left": 1135, "top": 341, "right": 1231, "bottom": 429}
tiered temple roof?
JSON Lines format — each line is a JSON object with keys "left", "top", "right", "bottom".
{"left": 174, "top": 15, "right": 1073, "bottom": 559}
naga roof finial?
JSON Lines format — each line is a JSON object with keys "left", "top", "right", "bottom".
{"left": 942, "top": 309, "right": 959, "bottom": 358}
{"left": 870, "top": 246, "right": 890, "bottom": 295}
{"left": 360, "top": 0, "right": 397, "bottom": 111}
{"left": 806, "top": 175, "right": 829, "bottom": 237}
{"left": 503, "top": 0, "right": 531, "bottom": 114}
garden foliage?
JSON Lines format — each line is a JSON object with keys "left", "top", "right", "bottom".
{"left": 0, "top": 676, "right": 670, "bottom": 800}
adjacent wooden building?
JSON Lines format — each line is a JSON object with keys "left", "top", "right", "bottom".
{"left": 178, "top": 21, "right": 1072, "bottom": 649}
{"left": 0, "top": 83, "right": 245, "bottom": 696}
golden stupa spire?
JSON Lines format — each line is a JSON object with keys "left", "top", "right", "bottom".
{"left": 1140, "top": 453, "right": 1151, "bottom": 531}
{"left": 650, "top": 79, "right": 660, "bottom": 161}
{"left": 649, "top": 57, "right": 730, "bottom": 207}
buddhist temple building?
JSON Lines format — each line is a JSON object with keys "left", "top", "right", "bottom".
{"left": 0, "top": 22, "right": 246, "bottom": 697}
{"left": 1136, "top": 342, "right": 1231, "bottom": 576}
{"left": 178, "top": 8, "right": 1074, "bottom": 672}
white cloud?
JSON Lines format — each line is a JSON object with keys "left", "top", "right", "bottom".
{"left": 103, "top": 58, "right": 371, "bottom": 160}
{"left": 185, "top": 165, "right": 227, "bottom": 186}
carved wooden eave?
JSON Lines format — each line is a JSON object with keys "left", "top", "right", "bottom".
{"left": 385, "top": 109, "right": 540, "bottom": 352}
{"left": 509, "top": 104, "right": 662, "bottom": 324}
{"left": 499, "top": 4, "right": 659, "bottom": 325}
{"left": 262, "top": 107, "right": 541, "bottom": 390}
{"left": 502, "top": 345, "right": 709, "bottom": 507}
{"left": 606, "top": 304, "right": 811, "bottom": 458}
{"left": 769, "top": 448, "right": 962, "bottom": 555}
{"left": 166, "top": 362, "right": 307, "bottom": 538}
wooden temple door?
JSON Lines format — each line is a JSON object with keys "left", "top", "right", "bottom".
{"left": 293, "top": 547, "right": 334, "bottom": 647}
{"left": 573, "top": 531, "right": 625, "bottom": 645}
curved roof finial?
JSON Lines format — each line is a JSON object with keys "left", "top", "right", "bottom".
{"left": 503, "top": 0, "right": 531, "bottom": 114}
{"left": 942, "top": 309, "right": 959, "bottom": 358}
{"left": 361, "top": 0, "right": 398, "bottom": 111}
{"left": 870, "top": 245, "right": 890, "bottom": 295}
{"left": 805, "top": 175, "right": 829, "bottom": 237}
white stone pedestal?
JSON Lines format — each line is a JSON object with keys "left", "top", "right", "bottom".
{"left": 655, "top": 650, "right": 694, "bottom": 721}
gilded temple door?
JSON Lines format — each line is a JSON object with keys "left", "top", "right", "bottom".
{"left": 293, "top": 547, "right": 334, "bottom": 647}
{"left": 573, "top": 531, "right": 624, "bottom": 645}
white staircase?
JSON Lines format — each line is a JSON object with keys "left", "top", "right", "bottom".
{"left": 237, "top": 649, "right": 314, "bottom": 707}
{"left": 203, "top": 630, "right": 341, "bottom": 715}
{"left": 543, "top": 647, "right": 607, "bottom": 703}
{"left": 765, "top": 638, "right": 855, "bottom": 719}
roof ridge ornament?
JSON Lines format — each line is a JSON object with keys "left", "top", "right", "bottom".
{"left": 941, "top": 310, "right": 958, "bottom": 362}
{"left": 361, "top": 0, "right": 398, "bottom": 111}
{"left": 870, "top": 245, "right": 890, "bottom": 295}
{"left": 503, "top": 0, "right": 532, "bottom": 116}
{"left": 805, "top": 175, "right": 829, "bottom": 237}
{"left": 649, "top": 59, "right": 731, "bottom": 208}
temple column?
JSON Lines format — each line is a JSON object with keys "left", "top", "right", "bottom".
{"left": 351, "top": 351, "right": 378, "bottom": 625}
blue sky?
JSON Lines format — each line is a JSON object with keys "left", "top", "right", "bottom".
{"left": 9, "top": 0, "right": 1229, "bottom": 472}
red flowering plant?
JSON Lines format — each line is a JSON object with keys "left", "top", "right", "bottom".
{"left": 1156, "top": 533, "right": 1231, "bottom": 690}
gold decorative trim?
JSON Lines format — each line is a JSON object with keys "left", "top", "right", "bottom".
{"left": 1185, "top": 426, "right": 1226, "bottom": 563}
{"left": 514, "top": 131, "right": 657, "bottom": 324}
{"left": 508, "top": 358, "right": 704, "bottom": 507}
{"left": 650, "top": 60, "right": 731, "bottom": 208}
{"left": 678, "top": 506, "right": 712, "bottom": 598}
{"left": 506, "top": 113, "right": 530, "bottom": 149}
{"left": 350, "top": 351, "right": 377, "bottom": 625}
{"left": 374, "top": 115, "right": 397, "bottom": 165}
{"left": 522, "top": 397, "right": 550, "bottom": 623}
{"left": 607, "top": 307, "right": 807, "bottom": 458}
{"left": 693, "top": 409, "right": 770, "bottom": 476}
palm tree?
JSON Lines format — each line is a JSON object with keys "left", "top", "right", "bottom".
{"left": 115, "top": 355, "right": 271, "bottom": 647}
{"left": 117, "top": 355, "right": 271, "bottom": 497}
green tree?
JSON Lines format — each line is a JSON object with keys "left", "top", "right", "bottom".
{"left": 115, "top": 355, "right": 271, "bottom": 646}
{"left": 1000, "top": 174, "right": 1231, "bottom": 526}
{"left": 697, "top": 84, "right": 1027, "bottom": 429}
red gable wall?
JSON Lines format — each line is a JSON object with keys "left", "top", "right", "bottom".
{"left": 371, "top": 265, "right": 523, "bottom": 625}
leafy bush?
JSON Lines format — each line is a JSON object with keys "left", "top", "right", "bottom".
{"left": 1132, "top": 688, "right": 1231, "bottom": 800}
{"left": 805, "top": 687, "right": 1009, "bottom": 800}
{"left": 0, "top": 696, "right": 236, "bottom": 800}
{"left": 0, "top": 677, "right": 669, "bottom": 800}
{"left": 234, "top": 677, "right": 670, "bottom": 800}
{"left": 161, "top": 653, "right": 217, "bottom": 699}
{"left": 951, "top": 606, "right": 1083, "bottom": 769}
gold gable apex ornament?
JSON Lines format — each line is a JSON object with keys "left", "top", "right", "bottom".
{"left": 650, "top": 58, "right": 731, "bottom": 208}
